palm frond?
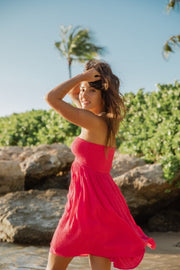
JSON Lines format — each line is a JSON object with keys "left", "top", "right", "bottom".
{"left": 54, "top": 24, "right": 106, "bottom": 77}
{"left": 54, "top": 41, "right": 68, "bottom": 58}
{"left": 167, "top": 0, "right": 180, "bottom": 12}
{"left": 163, "top": 35, "right": 180, "bottom": 58}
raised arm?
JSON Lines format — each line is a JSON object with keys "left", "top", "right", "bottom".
{"left": 68, "top": 83, "right": 81, "bottom": 108}
{"left": 44, "top": 69, "right": 103, "bottom": 130}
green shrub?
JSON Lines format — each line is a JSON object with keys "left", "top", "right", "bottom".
{"left": 117, "top": 81, "right": 180, "bottom": 183}
{"left": 0, "top": 81, "right": 179, "bottom": 184}
{"left": 0, "top": 109, "right": 80, "bottom": 147}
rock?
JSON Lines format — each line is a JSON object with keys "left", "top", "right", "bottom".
{"left": 33, "top": 144, "right": 74, "bottom": 169}
{"left": 0, "top": 146, "right": 23, "bottom": 160}
{"left": 111, "top": 151, "right": 146, "bottom": 178}
{"left": 0, "top": 160, "right": 24, "bottom": 195}
{"left": 0, "top": 189, "right": 68, "bottom": 244}
{"left": 0, "top": 152, "right": 10, "bottom": 160}
{"left": 148, "top": 209, "right": 180, "bottom": 232}
{"left": 113, "top": 163, "right": 180, "bottom": 220}
{"left": 18, "top": 147, "right": 33, "bottom": 162}
{"left": 20, "top": 144, "right": 74, "bottom": 189}
{"left": 21, "top": 151, "right": 61, "bottom": 179}
{"left": 30, "top": 173, "right": 71, "bottom": 190}
{"left": 0, "top": 144, "right": 74, "bottom": 193}
{"left": 147, "top": 196, "right": 180, "bottom": 232}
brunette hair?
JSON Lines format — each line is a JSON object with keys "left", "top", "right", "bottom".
{"left": 84, "top": 59, "right": 126, "bottom": 147}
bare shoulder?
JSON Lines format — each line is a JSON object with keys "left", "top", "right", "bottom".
{"left": 80, "top": 116, "right": 108, "bottom": 146}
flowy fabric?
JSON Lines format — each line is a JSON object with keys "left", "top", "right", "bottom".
{"left": 50, "top": 137, "right": 155, "bottom": 269}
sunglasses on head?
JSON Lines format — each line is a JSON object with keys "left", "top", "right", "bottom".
{"left": 88, "top": 80, "right": 104, "bottom": 91}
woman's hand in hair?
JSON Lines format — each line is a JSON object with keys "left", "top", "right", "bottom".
{"left": 83, "top": 68, "right": 101, "bottom": 82}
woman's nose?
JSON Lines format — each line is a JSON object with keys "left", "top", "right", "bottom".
{"left": 82, "top": 90, "right": 89, "bottom": 99}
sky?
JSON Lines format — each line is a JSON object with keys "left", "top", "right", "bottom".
{"left": 0, "top": 0, "right": 180, "bottom": 117}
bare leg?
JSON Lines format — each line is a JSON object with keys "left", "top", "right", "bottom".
{"left": 89, "top": 255, "right": 111, "bottom": 270}
{"left": 46, "top": 252, "right": 74, "bottom": 270}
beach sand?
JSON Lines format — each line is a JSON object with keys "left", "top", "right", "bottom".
{"left": 0, "top": 232, "right": 179, "bottom": 270}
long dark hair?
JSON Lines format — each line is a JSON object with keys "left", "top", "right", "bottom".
{"left": 84, "top": 59, "right": 126, "bottom": 147}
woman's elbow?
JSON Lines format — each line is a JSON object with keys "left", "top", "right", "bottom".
{"left": 44, "top": 93, "right": 51, "bottom": 103}
{"left": 44, "top": 91, "right": 55, "bottom": 103}
{"left": 44, "top": 93, "right": 60, "bottom": 109}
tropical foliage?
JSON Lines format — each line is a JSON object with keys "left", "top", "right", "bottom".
{"left": 117, "top": 81, "right": 180, "bottom": 183}
{"left": 163, "top": 0, "right": 180, "bottom": 58}
{"left": 0, "top": 82, "right": 179, "bottom": 185}
{"left": 0, "top": 109, "right": 80, "bottom": 147}
{"left": 55, "top": 25, "right": 105, "bottom": 77}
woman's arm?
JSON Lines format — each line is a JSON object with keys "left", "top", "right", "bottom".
{"left": 45, "top": 73, "right": 84, "bottom": 102}
{"left": 44, "top": 69, "right": 104, "bottom": 130}
{"left": 68, "top": 83, "right": 81, "bottom": 108}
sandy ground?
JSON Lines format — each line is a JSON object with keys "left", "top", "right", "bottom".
{"left": 0, "top": 232, "right": 179, "bottom": 270}
{"left": 146, "top": 231, "right": 180, "bottom": 254}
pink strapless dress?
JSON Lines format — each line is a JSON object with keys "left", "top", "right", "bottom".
{"left": 50, "top": 137, "right": 155, "bottom": 269}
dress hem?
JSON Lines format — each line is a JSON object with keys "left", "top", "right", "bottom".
{"left": 49, "top": 249, "right": 145, "bottom": 270}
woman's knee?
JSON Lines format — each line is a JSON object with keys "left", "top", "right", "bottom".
{"left": 89, "top": 255, "right": 111, "bottom": 270}
{"left": 46, "top": 252, "right": 73, "bottom": 270}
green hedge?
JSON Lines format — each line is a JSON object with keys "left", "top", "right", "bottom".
{"left": 117, "top": 81, "right": 180, "bottom": 184}
{"left": 0, "top": 81, "right": 179, "bottom": 184}
{"left": 0, "top": 109, "right": 80, "bottom": 147}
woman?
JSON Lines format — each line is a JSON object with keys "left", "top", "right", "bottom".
{"left": 45, "top": 60, "right": 155, "bottom": 270}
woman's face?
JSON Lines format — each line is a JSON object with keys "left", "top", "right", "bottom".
{"left": 79, "top": 81, "right": 104, "bottom": 114}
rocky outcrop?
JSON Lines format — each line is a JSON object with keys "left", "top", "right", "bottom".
{"left": 113, "top": 163, "right": 180, "bottom": 221}
{"left": 0, "top": 144, "right": 180, "bottom": 245}
{"left": 147, "top": 196, "right": 180, "bottom": 232}
{"left": 21, "top": 144, "right": 74, "bottom": 189}
{"left": 21, "top": 144, "right": 74, "bottom": 177}
{"left": 0, "top": 146, "right": 24, "bottom": 161}
{"left": 0, "top": 189, "right": 68, "bottom": 244}
{"left": 0, "top": 160, "right": 24, "bottom": 195}
{"left": 111, "top": 152, "right": 146, "bottom": 178}
{"left": 0, "top": 143, "right": 74, "bottom": 192}
{"left": 148, "top": 209, "right": 180, "bottom": 232}
{"left": 30, "top": 173, "right": 71, "bottom": 190}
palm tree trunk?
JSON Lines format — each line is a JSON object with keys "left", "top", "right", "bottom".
{"left": 68, "top": 63, "right": 72, "bottom": 78}
{"left": 68, "top": 58, "right": 72, "bottom": 78}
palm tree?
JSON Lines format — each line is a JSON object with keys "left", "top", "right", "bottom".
{"left": 163, "top": 0, "right": 180, "bottom": 58}
{"left": 55, "top": 25, "right": 106, "bottom": 78}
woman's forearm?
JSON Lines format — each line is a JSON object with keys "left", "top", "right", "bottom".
{"left": 45, "top": 68, "right": 100, "bottom": 107}
{"left": 68, "top": 83, "right": 81, "bottom": 108}
{"left": 45, "top": 73, "right": 85, "bottom": 102}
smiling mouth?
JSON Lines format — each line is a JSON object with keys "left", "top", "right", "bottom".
{"left": 82, "top": 101, "right": 90, "bottom": 106}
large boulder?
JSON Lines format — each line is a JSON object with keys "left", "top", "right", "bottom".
{"left": 111, "top": 152, "right": 146, "bottom": 178}
{"left": 20, "top": 144, "right": 74, "bottom": 177}
{"left": 18, "top": 147, "right": 33, "bottom": 162}
{"left": 0, "top": 146, "right": 24, "bottom": 161}
{"left": 28, "top": 173, "right": 71, "bottom": 190}
{"left": 148, "top": 209, "right": 180, "bottom": 232}
{"left": 20, "top": 144, "right": 74, "bottom": 189}
{"left": 114, "top": 163, "right": 180, "bottom": 220}
{"left": 0, "top": 144, "right": 74, "bottom": 193}
{"left": 147, "top": 196, "right": 180, "bottom": 232}
{"left": 0, "top": 189, "right": 68, "bottom": 244}
{"left": 0, "top": 160, "right": 24, "bottom": 195}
